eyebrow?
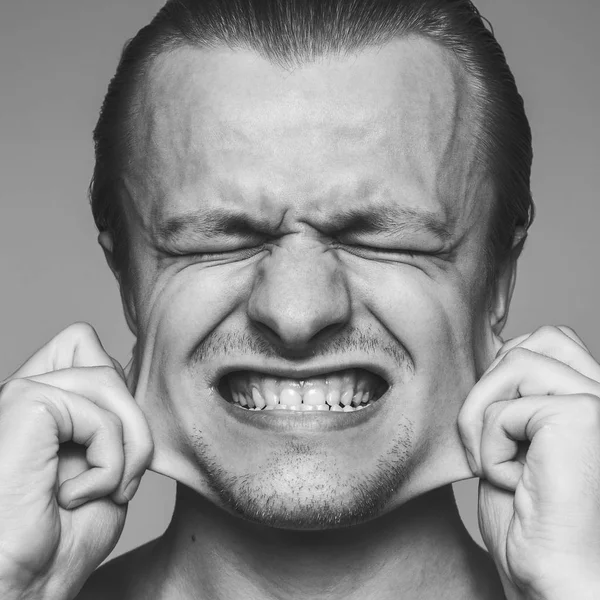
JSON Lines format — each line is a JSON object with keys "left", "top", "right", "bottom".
{"left": 155, "top": 204, "right": 453, "bottom": 245}
{"left": 155, "top": 209, "right": 271, "bottom": 244}
{"left": 331, "top": 206, "right": 454, "bottom": 242}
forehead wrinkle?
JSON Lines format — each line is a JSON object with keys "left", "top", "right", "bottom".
{"left": 126, "top": 37, "right": 487, "bottom": 242}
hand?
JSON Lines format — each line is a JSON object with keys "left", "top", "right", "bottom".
{"left": 458, "top": 325, "right": 600, "bottom": 600}
{"left": 0, "top": 323, "right": 153, "bottom": 600}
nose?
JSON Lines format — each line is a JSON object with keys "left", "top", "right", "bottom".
{"left": 247, "top": 244, "right": 351, "bottom": 352}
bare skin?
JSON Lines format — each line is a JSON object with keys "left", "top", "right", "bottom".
{"left": 2, "top": 33, "right": 599, "bottom": 600}
{"left": 80, "top": 37, "right": 506, "bottom": 599}
{"left": 81, "top": 487, "right": 504, "bottom": 600}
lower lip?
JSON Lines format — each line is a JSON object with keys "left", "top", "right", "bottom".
{"left": 219, "top": 393, "right": 387, "bottom": 433}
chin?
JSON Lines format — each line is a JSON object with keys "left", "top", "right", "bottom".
{"left": 199, "top": 448, "right": 413, "bottom": 530}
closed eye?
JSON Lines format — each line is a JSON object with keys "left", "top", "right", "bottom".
{"left": 334, "top": 242, "right": 423, "bottom": 261}
{"left": 163, "top": 244, "right": 267, "bottom": 263}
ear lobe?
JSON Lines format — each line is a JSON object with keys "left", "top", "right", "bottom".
{"left": 489, "top": 258, "right": 517, "bottom": 337}
{"left": 488, "top": 226, "right": 527, "bottom": 336}
{"left": 98, "top": 231, "right": 117, "bottom": 275}
{"left": 97, "top": 232, "right": 138, "bottom": 337}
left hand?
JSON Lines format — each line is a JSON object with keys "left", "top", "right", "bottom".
{"left": 458, "top": 325, "right": 600, "bottom": 600}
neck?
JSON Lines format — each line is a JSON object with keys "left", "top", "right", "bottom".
{"left": 147, "top": 484, "right": 500, "bottom": 600}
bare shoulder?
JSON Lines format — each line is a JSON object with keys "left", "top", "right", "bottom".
{"left": 74, "top": 540, "right": 158, "bottom": 600}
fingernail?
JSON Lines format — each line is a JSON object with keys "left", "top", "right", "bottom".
{"left": 66, "top": 496, "right": 88, "bottom": 510}
{"left": 123, "top": 478, "right": 141, "bottom": 502}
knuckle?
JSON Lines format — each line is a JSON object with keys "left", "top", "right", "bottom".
{"left": 103, "top": 411, "right": 124, "bottom": 436}
{"left": 0, "top": 389, "right": 60, "bottom": 425}
{"left": 572, "top": 394, "right": 600, "bottom": 426}
{"left": 0, "top": 377, "right": 32, "bottom": 400}
{"left": 502, "top": 346, "right": 533, "bottom": 365}
{"left": 23, "top": 398, "right": 58, "bottom": 422}
{"left": 533, "top": 324, "right": 560, "bottom": 339}
{"left": 483, "top": 402, "right": 503, "bottom": 426}
{"left": 65, "top": 321, "right": 99, "bottom": 342}
{"left": 91, "top": 365, "right": 120, "bottom": 386}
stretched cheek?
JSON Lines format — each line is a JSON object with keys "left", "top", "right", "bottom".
{"left": 354, "top": 264, "right": 476, "bottom": 493}
{"left": 132, "top": 263, "right": 252, "bottom": 479}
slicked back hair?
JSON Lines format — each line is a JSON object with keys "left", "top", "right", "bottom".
{"left": 90, "top": 0, "right": 534, "bottom": 289}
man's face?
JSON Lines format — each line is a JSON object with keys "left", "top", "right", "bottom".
{"left": 117, "top": 37, "right": 499, "bottom": 528}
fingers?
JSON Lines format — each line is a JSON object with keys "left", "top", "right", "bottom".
{"left": 6, "top": 322, "right": 114, "bottom": 380}
{"left": 479, "top": 394, "right": 600, "bottom": 492}
{"left": 459, "top": 327, "right": 600, "bottom": 476}
{"left": 491, "top": 326, "right": 596, "bottom": 379}
{"left": 25, "top": 367, "right": 153, "bottom": 503}
{"left": 0, "top": 323, "right": 152, "bottom": 505}
{"left": 461, "top": 349, "right": 600, "bottom": 474}
{"left": 0, "top": 379, "right": 126, "bottom": 509}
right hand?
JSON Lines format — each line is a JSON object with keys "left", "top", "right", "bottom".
{"left": 0, "top": 323, "right": 153, "bottom": 600}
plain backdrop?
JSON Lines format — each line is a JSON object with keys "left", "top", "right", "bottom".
{"left": 0, "top": 0, "right": 598, "bottom": 560}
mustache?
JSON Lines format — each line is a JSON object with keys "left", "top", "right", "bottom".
{"left": 189, "top": 327, "right": 414, "bottom": 371}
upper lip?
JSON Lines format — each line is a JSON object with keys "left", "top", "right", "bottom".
{"left": 209, "top": 357, "right": 395, "bottom": 389}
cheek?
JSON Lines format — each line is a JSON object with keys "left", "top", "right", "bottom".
{"left": 348, "top": 260, "right": 482, "bottom": 388}
{"left": 129, "top": 259, "right": 258, "bottom": 400}
{"left": 146, "top": 263, "right": 255, "bottom": 355}
{"left": 357, "top": 261, "right": 476, "bottom": 336}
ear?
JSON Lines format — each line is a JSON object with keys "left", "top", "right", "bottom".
{"left": 488, "top": 258, "right": 516, "bottom": 337}
{"left": 98, "top": 232, "right": 138, "bottom": 337}
{"left": 488, "top": 227, "right": 527, "bottom": 337}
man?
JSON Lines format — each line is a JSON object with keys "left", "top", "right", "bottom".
{"left": 1, "top": 0, "right": 599, "bottom": 598}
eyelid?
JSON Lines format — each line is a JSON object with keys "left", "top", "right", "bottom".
{"left": 333, "top": 241, "right": 425, "bottom": 258}
{"left": 163, "top": 243, "right": 267, "bottom": 262}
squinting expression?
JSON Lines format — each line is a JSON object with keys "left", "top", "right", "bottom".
{"left": 119, "top": 36, "right": 499, "bottom": 528}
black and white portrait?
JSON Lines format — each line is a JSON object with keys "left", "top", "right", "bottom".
{"left": 0, "top": 1, "right": 598, "bottom": 598}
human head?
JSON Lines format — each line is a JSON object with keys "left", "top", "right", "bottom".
{"left": 90, "top": 0, "right": 534, "bottom": 529}
{"left": 91, "top": 0, "right": 533, "bottom": 291}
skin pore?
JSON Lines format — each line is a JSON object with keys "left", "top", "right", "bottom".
{"left": 89, "top": 36, "right": 513, "bottom": 599}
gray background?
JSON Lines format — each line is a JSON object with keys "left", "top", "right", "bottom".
{"left": 0, "top": 0, "right": 598, "bottom": 559}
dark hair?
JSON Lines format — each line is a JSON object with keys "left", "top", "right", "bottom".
{"left": 90, "top": 0, "right": 534, "bottom": 287}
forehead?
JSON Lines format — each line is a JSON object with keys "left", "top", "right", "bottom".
{"left": 125, "top": 36, "right": 485, "bottom": 234}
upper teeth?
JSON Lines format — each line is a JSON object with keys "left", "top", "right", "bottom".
{"left": 225, "top": 369, "right": 386, "bottom": 412}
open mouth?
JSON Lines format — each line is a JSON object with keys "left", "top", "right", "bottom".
{"left": 218, "top": 368, "right": 389, "bottom": 413}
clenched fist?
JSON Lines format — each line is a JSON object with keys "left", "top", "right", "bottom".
{"left": 0, "top": 323, "right": 153, "bottom": 600}
{"left": 459, "top": 326, "right": 600, "bottom": 600}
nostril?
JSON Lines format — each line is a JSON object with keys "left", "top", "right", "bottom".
{"left": 249, "top": 319, "right": 348, "bottom": 353}
{"left": 247, "top": 290, "right": 352, "bottom": 350}
{"left": 310, "top": 321, "right": 347, "bottom": 345}
{"left": 246, "top": 254, "right": 352, "bottom": 350}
